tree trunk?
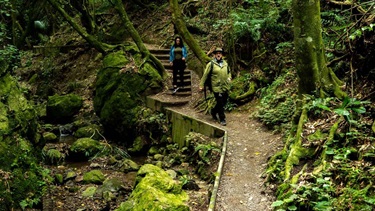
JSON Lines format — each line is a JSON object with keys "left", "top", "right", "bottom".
{"left": 113, "top": 0, "right": 166, "bottom": 78}
{"left": 169, "top": 0, "right": 211, "bottom": 76}
{"left": 292, "top": 0, "right": 346, "bottom": 98}
{"left": 47, "top": 0, "right": 113, "bottom": 54}
{"left": 11, "top": 0, "right": 17, "bottom": 46}
{"left": 70, "top": 0, "right": 97, "bottom": 34}
{"left": 14, "top": 0, "right": 44, "bottom": 48}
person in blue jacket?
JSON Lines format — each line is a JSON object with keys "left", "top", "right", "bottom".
{"left": 169, "top": 36, "right": 188, "bottom": 94}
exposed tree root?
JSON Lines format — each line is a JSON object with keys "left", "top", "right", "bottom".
{"left": 312, "top": 117, "right": 344, "bottom": 174}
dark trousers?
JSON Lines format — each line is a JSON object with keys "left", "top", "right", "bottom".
{"left": 212, "top": 92, "right": 228, "bottom": 121}
{"left": 172, "top": 59, "right": 186, "bottom": 87}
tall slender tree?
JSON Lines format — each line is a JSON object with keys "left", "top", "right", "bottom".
{"left": 292, "top": 0, "right": 346, "bottom": 98}
{"left": 112, "top": 0, "right": 166, "bottom": 77}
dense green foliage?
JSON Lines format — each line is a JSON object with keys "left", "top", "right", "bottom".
{"left": 267, "top": 96, "right": 375, "bottom": 211}
{"left": 0, "top": 139, "right": 52, "bottom": 209}
{"left": 0, "top": 0, "right": 374, "bottom": 210}
{"left": 256, "top": 71, "right": 297, "bottom": 131}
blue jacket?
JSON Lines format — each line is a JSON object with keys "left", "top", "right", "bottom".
{"left": 169, "top": 46, "right": 188, "bottom": 62}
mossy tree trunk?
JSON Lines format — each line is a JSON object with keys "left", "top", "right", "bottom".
{"left": 292, "top": 0, "right": 346, "bottom": 98}
{"left": 113, "top": 0, "right": 166, "bottom": 78}
{"left": 269, "top": 0, "right": 348, "bottom": 185}
{"left": 13, "top": 0, "right": 46, "bottom": 48}
{"left": 47, "top": 0, "right": 114, "bottom": 54}
{"left": 70, "top": 0, "right": 97, "bottom": 34}
{"left": 169, "top": 0, "right": 211, "bottom": 76}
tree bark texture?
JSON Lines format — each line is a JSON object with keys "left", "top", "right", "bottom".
{"left": 292, "top": 0, "right": 346, "bottom": 98}
{"left": 169, "top": 0, "right": 211, "bottom": 76}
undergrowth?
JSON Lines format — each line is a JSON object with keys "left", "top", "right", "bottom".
{"left": 265, "top": 96, "right": 375, "bottom": 211}
{"left": 256, "top": 70, "right": 297, "bottom": 132}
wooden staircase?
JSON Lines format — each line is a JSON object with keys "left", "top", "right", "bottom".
{"left": 149, "top": 48, "right": 192, "bottom": 96}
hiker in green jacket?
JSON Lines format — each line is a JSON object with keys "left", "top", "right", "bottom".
{"left": 199, "top": 47, "right": 231, "bottom": 126}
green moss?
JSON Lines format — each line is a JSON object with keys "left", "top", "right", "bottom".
{"left": 45, "top": 149, "right": 64, "bottom": 165}
{"left": 0, "top": 74, "right": 38, "bottom": 141}
{"left": 70, "top": 138, "right": 105, "bottom": 159}
{"left": 43, "top": 132, "right": 57, "bottom": 142}
{"left": 116, "top": 164, "right": 189, "bottom": 211}
{"left": 0, "top": 72, "right": 43, "bottom": 210}
{"left": 83, "top": 170, "right": 105, "bottom": 184}
{"left": 82, "top": 186, "right": 97, "bottom": 197}
{"left": 102, "top": 50, "right": 129, "bottom": 68}
{"left": 257, "top": 72, "right": 297, "bottom": 130}
{"left": 119, "top": 158, "right": 139, "bottom": 173}
{"left": 46, "top": 94, "right": 83, "bottom": 123}
{"left": 0, "top": 102, "right": 9, "bottom": 134}
{"left": 75, "top": 124, "right": 102, "bottom": 140}
{"left": 55, "top": 174, "right": 63, "bottom": 184}
{"left": 307, "top": 129, "right": 327, "bottom": 142}
{"left": 128, "top": 136, "right": 146, "bottom": 153}
{"left": 138, "top": 62, "right": 163, "bottom": 89}
{"left": 27, "top": 73, "right": 38, "bottom": 84}
{"left": 94, "top": 50, "right": 163, "bottom": 143}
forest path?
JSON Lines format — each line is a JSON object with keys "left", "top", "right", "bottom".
{"left": 148, "top": 51, "right": 282, "bottom": 210}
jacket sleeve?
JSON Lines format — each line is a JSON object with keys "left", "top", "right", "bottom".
{"left": 182, "top": 46, "right": 188, "bottom": 60}
{"left": 169, "top": 46, "right": 174, "bottom": 62}
{"left": 199, "top": 62, "right": 211, "bottom": 88}
{"left": 227, "top": 66, "right": 232, "bottom": 80}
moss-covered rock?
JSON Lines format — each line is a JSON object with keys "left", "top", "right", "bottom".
{"left": 115, "top": 164, "right": 189, "bottom": 211}
{"left": 82, "top": 186, "right": 97, "bottom": 198}
{"left": 55, "top": 174, "right": 64, "bottom": 184}
{"left": 0, "top": 74, "right": 38, "bottom": 142}
{"left": 93, "top": 50, "right": 163, "bottom": 144}
{"left": 119, "top": 158, "right": 139, "bottom": 173}
{"left": 75, "top": 124, "right": 102, "bottom": 140}
{"left": 65, "top": 171, "right": 77, "bottom": 181}
{"left": 83, "top": 170, "right": 105, "bottom": 184}
{"left": 0, "top": 72, "right": 45, "bottom": 210}
{"left": 148, "top": 146, "right": 159, "bottom": 155}
{"left": 96, "top": 178, "right": 124, "bottom": 196}
{"left": 46, "top": 93, "right": 83, "bottom": 123}
{"left": 43, "top": 131, "right": 58, "bottom": 142}
{"left": 128, "top": 136, "right": 147, "bottom": 154}
{"left": 43, "top": 148, "right": 65, "bottom": 165}
{"left": 69, "top": 138, "right": 105, "bottom": 160}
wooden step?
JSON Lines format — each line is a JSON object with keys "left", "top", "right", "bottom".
{"left": 179, "top": 81, "right": 192, "bottom": 87}
{"left": 155, "top": 54, "right": 170, "bottom": 60}
{"left": 162, "top": 63, "right": 173, "bottom": 69}
{"left": 148, "top": 46, "right": 193, "bottom": 98}
{"left": 149, "top": 48, "right": 170, "bottom": 54}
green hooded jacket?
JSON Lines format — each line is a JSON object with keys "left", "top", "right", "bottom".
{"left": 200, "top": 59, "right": 231, "bottom": 93}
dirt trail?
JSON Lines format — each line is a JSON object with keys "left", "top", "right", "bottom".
{"left": 155, "top": 70, "right": 282, "bottom": 210}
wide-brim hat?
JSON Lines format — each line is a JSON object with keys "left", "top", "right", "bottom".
{"left": 213, "top": 47, "right": 224, "bottom": 53}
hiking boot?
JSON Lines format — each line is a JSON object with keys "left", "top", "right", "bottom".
{"left": 172, "top": 87, "right": 180, "bottom": 94}
{"left": 220, "top": 120, "right": 226, "bottom": 126}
